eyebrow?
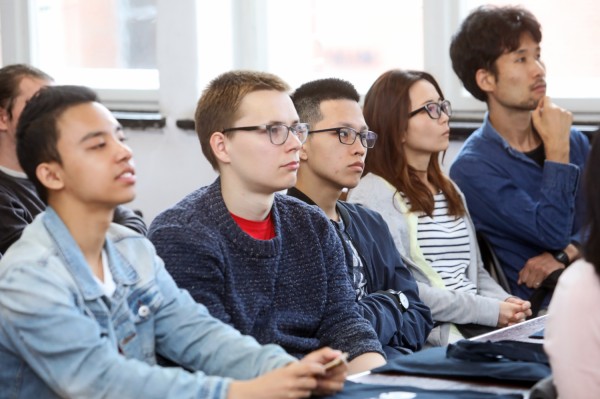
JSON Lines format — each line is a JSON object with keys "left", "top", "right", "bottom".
{"left": 79, "top": 126, "right": 123, "bottom": 143}
{"left": 514, "top": 45, "right": 540, "bottom": 55}
{"left": 415, "top": 97, "right": 443, "bottom": 107}
{"left": 267, "top": 119, "right": 300, "bottom": 125}
{"left": 338, "top": 122, "right": 369, "bottom": 131}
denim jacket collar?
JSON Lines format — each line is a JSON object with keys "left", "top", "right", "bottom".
{"left": 42, "top": 207, "right": 139, "bottom": 300}
{"left": 480, "top": 112, "right": 541, "bottom": 167}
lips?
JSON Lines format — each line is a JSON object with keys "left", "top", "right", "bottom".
{"left": 349, "top": 161, "right": 365, "bottom": 170}
{"left": 116, "top": 166, "right": 136, "bottom": 183}
{"left": 282, "top": 161, "right": 299, "bottom": 169}
{"left": 531, "top": 80, "right": 546, "bottom": 92}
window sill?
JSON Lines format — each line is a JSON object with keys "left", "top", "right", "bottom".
{"left": 112, "top": 111, "right": 166, "bottom": 130}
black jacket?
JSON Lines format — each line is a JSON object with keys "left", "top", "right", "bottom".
{"left": 288, "top": 187, "right": 433, "bottom": 355}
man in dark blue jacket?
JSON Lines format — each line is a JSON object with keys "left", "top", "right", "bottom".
{"left": 289, "top": 78, "right": 433, "bottom": 357}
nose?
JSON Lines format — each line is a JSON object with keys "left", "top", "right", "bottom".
{"left": 352, "top": 136, "right": 367, "bottom": 155}
{"left": 438, "top": 110, "right": 450, "bottom": 125}
{"left": 285, "top": 130, "right": 303, "bottom": 151}
{"left": 533, "top": 58, "right": 546, "bottom": 77}
{"left": 114, "top": 137, "right": 133, "bottom": 162}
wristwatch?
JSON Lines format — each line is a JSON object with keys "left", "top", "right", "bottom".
{"left": 383, "top": 289, "right": 410, "bottom": 312}
{"left": 553, "top": 250, "right": 570, "bottom": 267}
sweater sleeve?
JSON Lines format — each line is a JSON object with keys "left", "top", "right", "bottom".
{"left": 415, "top": 280, "right": 500, "bottom": 327}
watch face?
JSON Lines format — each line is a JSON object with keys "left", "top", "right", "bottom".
{"left": 555, "top": 251, "right": 569, "bottom": 265}
{"left": 398, "top": 292, "right": 409, "bottom": 310}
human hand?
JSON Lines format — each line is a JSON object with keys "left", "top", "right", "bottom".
{"left": 498, "top": 300, "right": 528, "bottom": 327}
{"left": 301, "top": 347, "right": 347, "bottom": 396}
{"left": 227, "top": 361, "right": 323, "bottom": 399}
{"left": 504, "top": 296, "right": 532, "bottom": 321}
{"left": 531, "top": 96, "right": 572, "bottom": 163}
{"left": 518, "top": 252, "right": 564, "bottom": 289}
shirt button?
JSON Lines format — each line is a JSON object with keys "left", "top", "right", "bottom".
{"left": 138, "top": 305, "right": 150, "bottom": 318}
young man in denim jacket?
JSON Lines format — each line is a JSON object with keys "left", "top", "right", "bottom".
{"left": 0, "top": 85, "right": 346, "bottom": 399}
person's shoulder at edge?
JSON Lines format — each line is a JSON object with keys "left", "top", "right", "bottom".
{"left": 551, "top": 259, "right": 599, "bottom": 303}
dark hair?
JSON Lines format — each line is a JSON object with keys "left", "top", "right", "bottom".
{"left": 0, "top": 64, "right": 53, "bottom": 118}
{"left": 16, "top": 85, "right": 99, "bottom": 203}
{"left": 291, "top": 78, "right": 360, "bottom": 126}
{"left": 195, "top": 70, "right": 290, "bottom": 170}
{"left": 449, "top": 5, "right": 542, "bottom": 102}
{"left": 363, "top": 69, "right": 465, "bottom": 217}
{"left": 584, "top": 135, "right": 600, "bottom": 274}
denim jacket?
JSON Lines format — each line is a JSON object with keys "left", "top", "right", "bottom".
{"left": 0, "top": 208, "right": 295, "bottom": 399}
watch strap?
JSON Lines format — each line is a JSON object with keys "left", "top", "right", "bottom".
{"left": 553, "top": 250, "right": 570, "bottom": 267}
{"left": 377, "top": 289, "right": 408, "bottom": 312}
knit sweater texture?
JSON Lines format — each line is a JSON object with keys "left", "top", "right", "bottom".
{"left": 149, "top": 178, "right": 383, "bottom": 360}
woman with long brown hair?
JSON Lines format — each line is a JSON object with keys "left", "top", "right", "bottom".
{"left": 348, "top": 69, "right": 531, "bottom": 346}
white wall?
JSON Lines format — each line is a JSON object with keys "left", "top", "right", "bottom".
{"left": 125, "top": 122, "right": 466, "bottom": 226}
{"left": 125, "top": 121, "right": 217, "bottom": 225}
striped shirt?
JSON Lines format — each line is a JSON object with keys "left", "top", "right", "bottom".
{"left": 406, "top": 192, "right": 477, "bottom": 294}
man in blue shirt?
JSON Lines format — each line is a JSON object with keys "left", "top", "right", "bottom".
{"left": 449, "top": 5, "right": 590, "bottom": 300}
{"left": 0, "top": 85, "right": 346, "bottom": 398}
{"left": 288, "top": 78, "right": 433, "bottom": 356}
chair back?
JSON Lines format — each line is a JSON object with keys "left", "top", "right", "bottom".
{"left": 476, "top": 231, "right": 512, "bottom": 294}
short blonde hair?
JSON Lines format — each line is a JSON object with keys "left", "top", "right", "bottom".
{"left": 195, "top": 70, "right": 290, "bottom": 170}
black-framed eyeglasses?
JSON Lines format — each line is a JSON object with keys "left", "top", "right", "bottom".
{"left": 308, "top": 127, "right": 378, "bottom": 148}
{"left": 221, "top": 123, "right": 310, "bottom": 145}
{"left": 409, "top": 100, "right": 452, "bottom": 120}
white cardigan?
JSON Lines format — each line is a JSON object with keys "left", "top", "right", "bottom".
{"left": 348, "top": 173, "right": 511, "bottom": 346}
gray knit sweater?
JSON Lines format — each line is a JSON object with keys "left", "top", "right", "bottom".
{"left": 149, "top": 178, "right": 383, "bottom": 360}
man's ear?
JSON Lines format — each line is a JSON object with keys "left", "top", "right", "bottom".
{"left": 475, "top": 68, "right": 496, "bottom": 93}
{"left": 36, "top": 162, "right": 65, "bottom": 192}
{"left": 209, "top": 131, "right": 231, "bottom": 165}
{"left": 299, "top": 143, "right": 309, "bottom": 161}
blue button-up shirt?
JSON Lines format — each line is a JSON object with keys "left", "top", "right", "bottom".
{"left": 449, "top": 114, "right": 590, "bottom": 299}
{"left": 0, "top": 208, "right": 294, "bottom": 399}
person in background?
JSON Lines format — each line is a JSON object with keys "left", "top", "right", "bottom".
{"left": 0, "top": 84, "right": 346, "bottom": 399}
{"left": 349, "top": 69, "right": 531, "bottom": 346}
{"left": 0, "top": 64, "right": 146, "bottom": 255}
{"left": 448, "top": 5, "right": 589, "bottom": 301}
{"left": 149, "top": 70, "right": 386, "bottom": 374}
{"left": 288, "top": 77, "right": 433, "bottom": 357}
{"left": 545, "top": 134, "right": 600, "bottom": 398}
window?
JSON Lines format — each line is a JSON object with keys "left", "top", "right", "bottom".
{"left": 3, "top": 1, "right": 600, "bottom": 117}
{"left": 456, "top": 0, "right": 600, "bottom": 114}
{"left": 32, "top": 0, "right": 158, "bottom": 109}
{"left": 264, "top": 0, "right": 424, "bottom": 94}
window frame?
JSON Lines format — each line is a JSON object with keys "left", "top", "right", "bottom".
{"left": 2, "top": 0, "right": 599, "bottom": 121}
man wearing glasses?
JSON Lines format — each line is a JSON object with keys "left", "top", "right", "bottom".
{"left": 149, "top": 71, "right": 386, "bottom": 374}
{"left": 288, "top": 78, "right": 433, "bottom": 358}
{"left": 449, "top": 6, "right": 589, "bottom": 304}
